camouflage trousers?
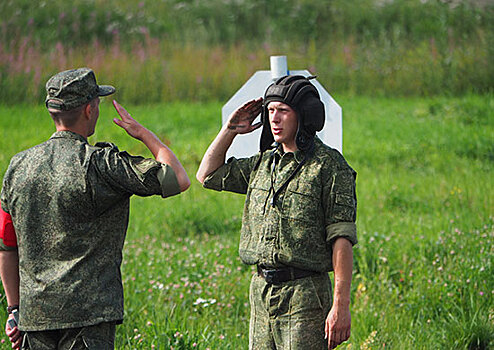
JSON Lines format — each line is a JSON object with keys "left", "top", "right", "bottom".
{"left": 249, "top": 272, "right": 332, "bottom": 350}
{"left": 21, "top": 322, "right": 116, "bottom": 350}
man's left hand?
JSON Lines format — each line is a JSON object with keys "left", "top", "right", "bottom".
{"left": 5, "top": 314, "right": 22, "bottom": 349}
{"left": 325, "top": 304, "right": 351, "bottom": 349}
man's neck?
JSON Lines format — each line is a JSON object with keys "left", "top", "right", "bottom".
{"left": 55, "top": 125, "right": 89, "bottom": 138}
{"left": 281, "top": 142, "right": 298, "bottom": 153}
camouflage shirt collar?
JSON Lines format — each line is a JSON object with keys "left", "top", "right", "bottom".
{"left": 273, "top": 144, "right": 305, "bottom": 163}
{"left": 50, "top": 130, "right": 88, "bottom": 143}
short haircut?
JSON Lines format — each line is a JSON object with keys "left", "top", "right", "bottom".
{"left": 48, "top": 98, "right": 98, "bottom": 127}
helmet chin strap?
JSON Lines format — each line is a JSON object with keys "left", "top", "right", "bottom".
{"left": 295, "top": 124, "right": 314, "bottom": 152}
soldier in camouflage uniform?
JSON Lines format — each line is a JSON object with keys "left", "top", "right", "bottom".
{"left": 197, "top": 76, "right": 357, "bottom": 349}
{"left": 0, "top": 68, "right": 190, "bottom": 349}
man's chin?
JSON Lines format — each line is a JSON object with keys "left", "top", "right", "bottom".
{"left": 272, "top": 135, "right": 283, "bottom": 143}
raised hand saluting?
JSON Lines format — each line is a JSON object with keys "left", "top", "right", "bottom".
{"left": 226, "top": 98, "right": 263, "bottom": 134}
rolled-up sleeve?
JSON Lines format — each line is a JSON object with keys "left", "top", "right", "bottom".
{"left": 156, "top": 163, "right": 180, "bottom": 198}
{"left": 203, "top": 154, "right": 260, "bottom": 195}
{"left": 327, "top": 222, "right": 357, "bottom": 246}
{"left": 325, "top": 167, "right": 358, "bottom": 246}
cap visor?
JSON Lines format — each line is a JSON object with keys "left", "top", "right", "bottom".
{"left": 98, "top": 85, "right": 116, "bottom": 96}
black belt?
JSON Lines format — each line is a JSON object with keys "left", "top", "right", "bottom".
{"left": 257, "top": 265, "right": 319, "bottom": 284}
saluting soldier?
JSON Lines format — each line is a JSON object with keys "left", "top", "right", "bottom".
{"left": 197, "top": 75, "right": 357, "bottom": 349}
{"left": 0, "top": 68, "right": 190, "bottom": 349}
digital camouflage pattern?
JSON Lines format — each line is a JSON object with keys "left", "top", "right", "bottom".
{"left": 21, "top": 321, "right": 116, "bottom": 350}
{"left": 204, "top": 136, "right": 357, "bottom": 349}
{"left": 0, "top": 131, "right": 180, "bottom": 331}
{"left": 204, "top": 136, "right": 357, "bottom": 272}
{"left": 249, "top": 273, "right": 332, "bottom": 350}
{"left": 45, "top": 68, "right": 115, "bottom": 111}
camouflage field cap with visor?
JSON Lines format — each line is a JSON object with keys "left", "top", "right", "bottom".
{"left": 45, "top": 68, "right": 115, "bottom": 111}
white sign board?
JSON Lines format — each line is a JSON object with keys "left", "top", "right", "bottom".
{"left": 222, "top": 57, "right": 342, "bottom": 159}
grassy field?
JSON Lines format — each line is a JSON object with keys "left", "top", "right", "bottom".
{"left": 1, "top": 1, "right": 492, "bottom": 104}
{"left": 0, "top": 94, "right": 493, "bottom": 349}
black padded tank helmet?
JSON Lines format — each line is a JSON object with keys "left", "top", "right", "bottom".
{"left": 260, "top": 75, "right": 325, "bottom": 152}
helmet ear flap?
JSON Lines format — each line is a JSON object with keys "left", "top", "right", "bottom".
{"left": 296, "top": 128, "right": 312, "bottom": 151}
{"left": 260, "top": 102, "right": 273, "bottom": 152}
{"left": 301, "top": 95, "right": 325, "bottom": 133}
{"left": 260, "top": 118, "right": 274, "bottom": 153}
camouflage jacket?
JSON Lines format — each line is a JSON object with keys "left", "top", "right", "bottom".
{"left": 204, "top": 137, "right": 357, "bottom": 272}
{"left": 0, "top": 131, "right": 180, "bottom": 331}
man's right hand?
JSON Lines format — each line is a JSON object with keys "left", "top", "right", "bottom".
{"left": 5, "top": 315, "right": 21, "bottom": 349}
{"left": 112, "top": 100, "right": 148, "bottom": 140}
{"left": 196, "top": 97, "right": 263, "bottom": 184}
{"left": 226, "top": 98, "right": 263, "bottom": 134}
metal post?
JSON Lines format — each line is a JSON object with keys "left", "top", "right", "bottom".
{"left": 270, "top": 56, "right": 288, "bottom": 80}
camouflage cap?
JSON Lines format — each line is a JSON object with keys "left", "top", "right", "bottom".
{"left": 45, "top": 68, "right": 115, "bottom": 111}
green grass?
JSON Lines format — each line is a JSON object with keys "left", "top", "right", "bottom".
{"left": 0, "top": 95, "right": 493, "bottom": 349}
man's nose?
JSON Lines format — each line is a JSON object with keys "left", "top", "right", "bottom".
{"left": 271, "top": 111, "right": 280, "bottom": 122}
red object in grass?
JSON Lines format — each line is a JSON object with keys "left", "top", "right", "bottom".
{"left": 0, "top": 207, "right": 17, "bottom": 247}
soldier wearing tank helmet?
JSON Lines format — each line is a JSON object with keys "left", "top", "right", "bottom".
{"left": 197, "top": 75, "right": 357, "bottom": 349}
{"left": 0, "top": 68, "right": 190, "bottom": 349}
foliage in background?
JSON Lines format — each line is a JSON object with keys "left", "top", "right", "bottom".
{"left": 1, "top": 0, "right": 492, "bottom": 46}
{"left": 0, "top": 0, "right": 493, "bottom": 104}
{"left": 0, "top": 95, "right": 493, "bottom": 349}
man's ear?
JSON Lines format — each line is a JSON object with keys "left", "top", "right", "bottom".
{"left": 83, "top": 102, "right": 92, "bottom": 120}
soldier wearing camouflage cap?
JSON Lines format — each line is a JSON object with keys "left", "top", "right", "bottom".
{"left": 0, "top": 68, "right": 190, "bottom": 349}
{"left": 197, "top": 75, "right": 357, "bottom": 349}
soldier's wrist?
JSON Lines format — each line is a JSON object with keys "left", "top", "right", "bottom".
{"left": 333, "top": 295, "right": 350, "bottom": 308}
{"left": 7, "top": 305, "right": 18, "bottom": 314}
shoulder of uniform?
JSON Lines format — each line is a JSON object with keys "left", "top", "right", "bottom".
{"left": 91, "top": 141, "right": 120, "bottom": 151}
{"left": 85, "top": 142, "right": 123, "bottom": 166}
{"left": 259, "top": 150, "right": 272, "bottom": 161}
{"left": 8, "top": 142, "right": 45, "bottom": 165}
{"left": 312, "top": 138, "right": 343, "bottom": 162}
{"left": 312, "top": 138, "right": 354, "bottom": 172}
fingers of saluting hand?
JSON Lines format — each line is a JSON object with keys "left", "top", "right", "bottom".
{"left": 251, "top": 121, "right": 263, "bottom": 130}
{"left": 228, "top": 98, "right": 263, "bottom": 133}
{"left": 112, "top": 100, "right": 141, "bottom": 132}
{"left": 241, "top": 98, "right": 263, "bottom": 117}
{"left": 242, "top": 97, "right": 263, "bottom": 109}
{"left": 244, "top": 104, "right": 263, "bottom": 124}
{"left": 112, "top": 100, "right": 134, "bottom": 121}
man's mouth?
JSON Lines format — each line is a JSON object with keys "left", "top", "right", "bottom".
{"left": 272, "top": 128, "right": 282, "bottom": 135}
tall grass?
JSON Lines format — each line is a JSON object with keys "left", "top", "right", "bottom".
{"left": 0, "top": 37, "right": 492, "bottom": 106}
{"left": 0, "top": 0, "right": 492, "bottom": 103}
{"left": 1, "top": 0, "right": 491, "bottom": 47}
{"left": 0, "top": 94, "right": 492, "bottom": 349}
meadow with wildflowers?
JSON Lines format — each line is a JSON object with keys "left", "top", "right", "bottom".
{"left": 0, "top": 94, "right": 492, "bottom": 349}
{"left": 1, "top": 0, "right": 493, "bottom": 105}
{"left": 0, "top": 0, "right": 492, "bottom": 348}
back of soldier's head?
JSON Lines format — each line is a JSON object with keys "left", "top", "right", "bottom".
{"left": 45, "top": 68, "right": 115, "bottom": 127}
